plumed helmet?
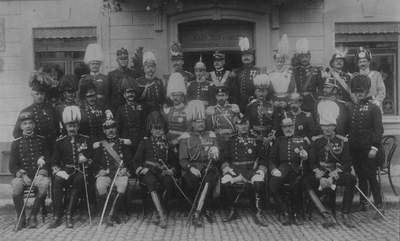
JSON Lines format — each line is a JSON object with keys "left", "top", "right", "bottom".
{"left": 62, "top": 105, "right": 81, "bottom": 124}
{"left": 84, "top": 43, "right": 104, "bottom": 64}
{"left": 166, "top": 72, "right": 186, "bottom": 97}
{"left": 317, "top": 100, "right": 340, "bottom": 126}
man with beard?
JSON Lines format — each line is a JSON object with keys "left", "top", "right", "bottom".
{"left": 133, "top": 112, "right": 177, "bottom": 229}
{"left": 209, "top": 51, "right": 230, "bottom": 87}
{"left": 93, "top": 119, "right": 132, "bottom": 226}
{"left": 108, "top": 48, "right": 139, "bottom": 113}
{"left": 136, "top": 51, "right": 166, "bottom": 115}
{"left": 79, "top": 43, "right": 110, "bottom": 108}
{"left": 187, "top": 58, "right": 215, "bottom": 106}
{"left": 114, "top": 77, "right": 146, "bottom": 155}
{"left": 229, "top": 37, "right": 260, "bottom": 112}
{"left": 163, "top": 42, "right": 194, "bottom": 86}
{"left": 284, "top": 93, "right": 316, "bottom": 139}
{"left": 49, "top": 106, "right": 93, "bottom": 229}
{"left": 220, "top": 116, "right": 269, "bottom": 226}
{"left": 13, "top": 72, "right": 59, "bottom": 154}
{"left": 269, "top": 116, "right": 311, "bottom": 225}
{"left": 349, "top": 74, "right": 384, "bottom": 218}
{"left": 292, "top": 38, "right": 324, "bottom": 112}
{"left": 355, "top": 47, "right": 386, "bottom": 108}
{"left": 10, "top": 112, "right": 51, "bottom": 230}
{"left": 179, "top": 100, "right": 220, "bottom": 227}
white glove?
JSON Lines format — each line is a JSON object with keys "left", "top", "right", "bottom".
{"left": 105, "top": 109, "right": 113, "bottom": 120}
{"left": 37, "top": 156, "right": 45, "bottom": 167}
{"left": 56, "top": 170, "right": 70, "bottom": 180}
{"left": 97, "top": 169, "right": 109, "bottom": 177}
{"left": 313, "top": 168, "right": 325, "bottom": 179}
{"left": 208, "top": 146, "right": 219, "bottom": 160}
{"left": 299, "top": 147, "right": 308, "bottom": 160}
{"left": 271, "top": 168, "right": 282, "bottom": 177}
{"left": 190, "top": 167, "right": 201, "bottom": 177}
{"left": 140, "top": 167, "right": 149, "bottom": 175}
{"left": 78, "top": 153, "right": 88, "bottom": 164}
{"left": 368, "top": 147, "right": 378, "bottom": 159}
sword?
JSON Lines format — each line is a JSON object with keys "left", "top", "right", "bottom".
{"left": 81, "top": 163, "right": 92, "bottom": 225}
{"left": 355, "top": 185, "right": 386, "bottom": 220}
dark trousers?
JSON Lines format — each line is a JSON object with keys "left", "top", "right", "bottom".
{"left": 351, "top": 148, "right": 382, "bottom": 207}
{"left": 140, "top": 169, "right": 175, "bottom": 201}
{"left": 53, "top": 172, "right": 84, "bottom": 218}
{"left": 182, "top": 167, "right": 219, "bottom": 206}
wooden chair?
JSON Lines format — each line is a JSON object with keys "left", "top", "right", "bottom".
{"left": 378, "top": 135, "right": 398, "bottom": 196}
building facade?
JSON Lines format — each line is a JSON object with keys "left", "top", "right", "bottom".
{"left": 0, "top": 0, "right": 399, "bottom": 174}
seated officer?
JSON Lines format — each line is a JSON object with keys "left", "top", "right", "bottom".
{"left": 269, "top": 115, "right": 310, "bottom": 225}
{"left": 9, "top": 112, "right": 50, "bottom": 230}
{"left": 93, "top": 119, "right": 132, "bottom": 226}
{"left": 49, "top": 106, "right": 93, "bottom": 229}
{"left": 303, "top": 100, "right": 356, "bottom": 228}
{"left": 220, "top": 116, "right": 268, "bottom": 226}
{"left": 133, "top": 111, "right": 177, "bottom": 229}
{"left": 179, "top": 100, "right": 220, "bottom": 227}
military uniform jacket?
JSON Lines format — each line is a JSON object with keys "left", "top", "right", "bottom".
{"left": 179, "top": 131, "right": 219, "bottom": 171}
{"left": 269, "top": 135, "right": 312, "bottom": 173}
{"left": 210, "top": 69, "right": 231, "bottom": 87}
{"left": 329, "top": 70, "right": 352, "bottom": 102}
{"left": 108, "top": 67, "right": 138, "bottom": 112}
{"left": 293, "top": 64, "right": 323, "bottom": 111}
{"left": 133, "top": 136, "right": 176, "bottom": 174}
{"left": 187, "top": 80, "right": 216, "bottom": 105}
{"left": 79, "top": 102, "right": 106, "bottom": 142}
{"left": 93, "top": 138, "right": 132, "bottom": 174}
{"left": 9, "top": 134, "right": 50, "bottom": 179}
{"left": 51, "top": 134, "right": 93, "bottom": 174}
{"left": 13, "top": 103, "right": 59, "bottom": 142}
{"left": 229, "top": 66, "right": 260, "bottom": 109}
{"left": 79, "top": 73, "right": 111, "bottom": 108}
{"left": 162, "top": 104, "right": 190, "bottom": 144}
{"left": 136, "top": 76, "right": 166, "bottom": 113}
{"left": 115, "top": 103, "right": 145, "bottom": 147}
{"left": 206, "top": 103, "right": 239, "bottom": 136}
{"left": 245, "top": 100, "right": 279, "bottom": 136}
{"left": 286, "top": 111, "right": 316, "bottom": 139}
{"left": 349, "top": 97, "right": 383, "bottom": 150}
{"left": 310, "top": 134, "right": 351, "bottom": 173}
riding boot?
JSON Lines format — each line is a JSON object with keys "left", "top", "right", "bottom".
{"left": 192, "top": 183, "right": 209, "bottom": 228}
{"left": 254, "top": 193, "right": 268, "bottom": 227}
{"left": 223, "top": 206, "right": 239, "bottom": 222}
{"left": 106, "top": 193, "right": 120, "bottom": 226}
{"left": 97, "top": 195, "right": 107, "bottom": 217}
{"left": 66, "top": 191, "right": 78, "bottom": 228}
{"left": 151, "top": 191, "right": 167, "bottom": 229}
{"left": 13, "top": 195, "right": 26, "bottom": 230}
{"left": 29, "top": 194, "right": 46, "bottom": 228}
{"left": 307, "top": 190, "right": 336, "bottom": 228}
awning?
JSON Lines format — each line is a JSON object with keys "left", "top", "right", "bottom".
{"left": 335, "top": 22, "right": 400, "bottom": 34}
{"left": 33, "top": 27, "right": 97, "bottom": 39}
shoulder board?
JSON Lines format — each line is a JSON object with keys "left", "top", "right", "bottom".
{"left": 120, "top": 138, "right": 132, "bottom": 145}
{"left": 208, "top": 131, "right": 216, "bottom": 138}
{"left": 179, "top": 132, "right": 190, "bottom": 140}
{"left": 79, "top": 134, "right": 89, "bottom": 138}
{"left": 335, "top": 134, "right": 348, "bottom": 142}
{"left": 311, "top": 135, "right": 324, "bottom": 142}
{"left": 247, "top": 98, "right": 257, "bottom": 106}
{"left": 13, "top": 137, "right": 22, "bottom": 142}
{"left": 336, "top": 99, "right": 346, "bottom": 104}
{"left": 93, "top": 142, "right": 101, "bottom": 149}
{"left": 37, "top": 135, "right": 45, "bottom": 139}
{"left": 303, "top": 136, "right": 311, "bottom": 145}
{"left": 56, "top": 135, "right": 67, "bottom": 142}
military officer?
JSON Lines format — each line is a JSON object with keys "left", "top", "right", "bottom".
{"left": 303, "top": 100, "right": 356, "bottom": 228}
{"left": 163, "top": 42, "right": 194, "bottom": 86}
{"left": 136, "top": 51, "right": 166, "bottom": 115}
{"left": 355, "top": 47, "right": 386, "bottom": 108}
{"left": 209, "top": 51, "right": 231, "bottom": 87}
{"left": 93, "top": 119, "right": 132, "bottom": 226}
{"left": 9, "top": 112, "right": 51, "bottom": 230}
{"left": 187, "top": 58, "right": 215, "bottom": 106}
{"left": 206, "top": 86, "right": 240, "bottom": 150}
{"left": 133, "top": 112, "right": 177, "bottom": 229}
{"left": 292, "top": 38, "right": 324, "bottom": 112}
{"left": 284, "top": 93, "right": 316, "bottom": 139}
{"left": 229, "top": 37, "right": 260, "bottom": 112}
{"left": 349, "top": 74, "right": 384, "bottom": 217}
{"left": 179, "top": 100, "right": 220, "bottom": 227}
{"left": 79, "top": 43, "right": 110, "bottom": 108}
{"left": 114, "top": 77, "right": 146, "bottom": 154}
{"left": 220, "top": 116, "right": 268, "bottom": 226}
{"left": 269, "top": 116, "right": 311, "bottom": 225}
{"left": 49, "top": 106, "right": 93, "bottom": 229}
{"left": 108, "top": 48, "right": 139, "bottom": 113}
{"left": 13, "top": 72, "right": 59, "bottom": 153}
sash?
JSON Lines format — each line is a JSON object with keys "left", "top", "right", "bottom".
{"left": 138, "top": 81, "right": 156, "bottom": 100}
{"left": 101, "top": 141, "right": 123, "bottom": 164}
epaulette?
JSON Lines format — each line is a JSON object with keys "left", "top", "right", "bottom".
{"left": 93, "top": 142, "right": 101, "bottom": 149}
{"left": 79, "top": 134, "right": 89, "bottom": 138}
{"left": 247, "top": 98, "right": 257, "bottom": 106}
{"left": 230, "top": 104, "right": 240, "bottom": 113}
{"left": 179, "top": 132, "right": 190, "bottom": 140}
{"left": 206, "top": 106, "right": 215, "bottom": 115}
{"left": 208, "top": 131, "right": 216, "bottom": 138}
{"left": 56, "top": 135, "right": 67, "bottom": 141}
{"left": 303, "top": 136, "right": 311, "bottom": 145}
{"left": 336, "top": 99, "right": 346, "bottom": 104}
{"left": 120, "top": 138, "right": 132, "bottom": 145}
{"left": 311, "top": 135, "right": 324, "bottom": 142}
{"left": 335, "top": 134, "right": 348, "bottom": 142}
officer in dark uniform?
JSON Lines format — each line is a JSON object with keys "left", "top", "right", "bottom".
{"left": 108, "top": 48, "right": 139, "bottom": 113}
{"left": 349, "top": 74, "right": 384, "bottom": 217}
{"left": 79, "top": 81, "right": 112, "bottom": 142}
{"left": 49, "top": 106, "right": 93, "bottom": 229}
{"left": 163, "top": 42, "right": 194, "bottom": 86}
{"left": 229, "top": 37, "right": 260, "bottom": 112}
{"left": 206, "top": 86, "right": 240, "bottom": 151}
{"left": 133, "top": 112, "right": 177, "bottom": 229}
{"left": 209, "top": 51, "right": 231, "bottom": 87}
{"left": 9, "top": 112, "right": 51, "bottom": 230}
{"left": 269, "top": 116, "right": 311, "bottom": 225}
{"left": 220, "top": 116, "right": 268, "bottom": 226}
{"left": 303, "top": 100, "right": 356, "bottom": 228}
{"left": 114, "top": 77, "right": 146, "bottom": 155}
{"left": 179, "top": 100, "right": 220, "bottom": 227}
{"left": 79, "top": 43, "right": 110, "bottom": 108}
{"left": 93, "top": 119, "right": 132, "bottom": 226}
{"left": 284, "top": 93, "right": 316, "bottom": 139}
{"left": 187, "top": 59, "right": 216, "bottom": 107}
{"left": 13, "top": 72, "right": 59, "bottom": 154}
{"left": 136, "top": 51, "right": 166, "bottom": 115}
{"left": 292, "top": 38, "right": 323, "bottom": 112}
